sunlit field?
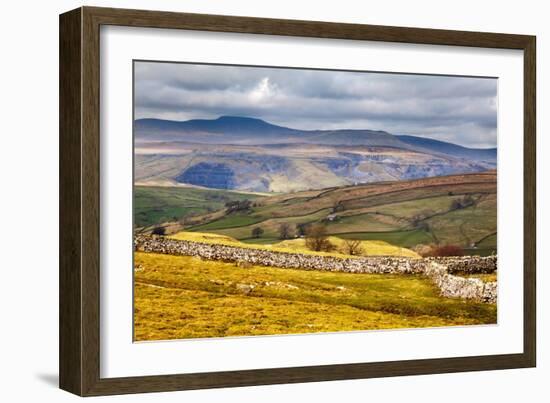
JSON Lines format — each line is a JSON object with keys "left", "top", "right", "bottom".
{"left": 134, "top": 252, "right": 496, "bottom": 341}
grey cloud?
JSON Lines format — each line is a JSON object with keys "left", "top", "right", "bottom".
{"left": 134, "top": 61, "right": 497, "bottom": 148}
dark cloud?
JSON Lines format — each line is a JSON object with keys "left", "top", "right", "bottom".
{"left": 134, "top": 61, "right": 497, "bottom": 148}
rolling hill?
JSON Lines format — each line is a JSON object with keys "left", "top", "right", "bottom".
{"left": 396, "top": 135, "right": 496, "bottom": 162}
{"left": 138, "top": 171, "right": 497, "bottom": 255}
{"left": 134, "top": 116, "right": 496, "bottom": 192}
{"left": 134, "top": 185, "right": 263, "bottom": 228}
{"left": 135, "top": 116, "right": 406, "bottom": 147}
{"left": 135, "top": 116, "right": 495, "bottom": 157}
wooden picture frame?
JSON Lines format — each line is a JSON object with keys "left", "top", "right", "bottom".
{"left": 59, "top": 6, "right": 536, "bottom": 396}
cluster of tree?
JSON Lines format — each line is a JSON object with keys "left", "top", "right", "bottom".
{"left": 304, "top": 224, "right": 334, "bottom": 252}
{"left": 250, "top": 221, "right": 365, "bottom": 255}
{"left": 450, "top": 195, "right": 476, "bottom": 211}
{"left": 225, "top": 199, "right": 252, "bottom": 214}
{"left": 250, "top": 223, "right": 296, "bottom": 240}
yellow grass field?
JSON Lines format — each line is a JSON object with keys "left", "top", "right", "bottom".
{"left": 134, "top": 252, "right": 496, "bottom": 341}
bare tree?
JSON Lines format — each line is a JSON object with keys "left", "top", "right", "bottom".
{"left": 278, "top": 223, "right": 294, "bottom": 240}
{"left": 342, "top": 239, "right": 363, "bottom": 255}
{"left": 296, "top": 223, "right": 307, "bottom": 237}
{"left": 251, "top": 227, "right": 264, "bottom": 239}
{"left": 305, "top": 224, "right": 333, "bottom": 252}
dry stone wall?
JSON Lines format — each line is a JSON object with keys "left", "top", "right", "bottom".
{"left": 424, "top": 262, "right": 497, "bottom": 303}
{"left": 427, "top": 255, "right": 497, "bottom": 274}
{"left": 134, "top": 235, "right": 497, "bottom": 303}
{"left": 134, "top": 235, "right": 426, "bottom": 274}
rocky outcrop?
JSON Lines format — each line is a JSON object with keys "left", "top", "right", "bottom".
{"left": 134, "top": 235, "right": 497, "bottom": 303}
{"left": 176, "top": 162, "right": 236, "bottom": 189}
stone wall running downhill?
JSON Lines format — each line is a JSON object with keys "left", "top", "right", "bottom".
{"left": 424, "top": 262, "right": 497, "bottom": 303}
{"left": 134, "top": 235, "right": 497, "bottom": 304}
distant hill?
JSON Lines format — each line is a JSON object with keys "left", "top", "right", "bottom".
{"left": 136, "top": 116, "right": 496, "bottom": 159}
{"left": 397, "top": 135, "right": 496, "bottom": 163}
{"left": 136, "top": 116, "right": 419, "bottom": 149}
{"left": 134, "top": 116, "right": 497, "bottom": 192}
{"left": 136, "top": 116, "right": 297, "bottom": 136}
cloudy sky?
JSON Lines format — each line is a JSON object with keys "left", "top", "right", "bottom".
{"left": 134, "top": 61, "right": 497, "bottom": 148}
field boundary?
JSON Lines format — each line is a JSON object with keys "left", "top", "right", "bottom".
{"left": 135, "top": 235, "right": 497, "bottom": 303}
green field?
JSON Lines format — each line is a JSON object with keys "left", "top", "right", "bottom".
{"left": 193, "top": 209, "right": 332, "bottom": 240}
{"left": 134, "top": 252, "right": 497, "bottom": 341}
{"left": 135, "top": 172, "right": 497, "bottom": 254}
{"left": 134, "top": 186, "right": 261, "bottom": 228}
{"left": 336, "top": 229, "right": 435, "bottom": 247}
{"left": 188, "top": 214, "right": 265, "bottom": 231}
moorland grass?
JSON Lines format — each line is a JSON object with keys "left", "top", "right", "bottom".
{"left": 134, "top": 252, "right": 497, "bottom": 341}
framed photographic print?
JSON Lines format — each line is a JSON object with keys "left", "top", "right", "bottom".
{"left": 59, "top": 6, "right": 536, "bottom": 396}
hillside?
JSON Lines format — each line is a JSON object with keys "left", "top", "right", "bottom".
{"left": 141, "top": 171, "right": 496, "bottom": 255}
{"left": 134, "top": 116, "right": 496, "bottom": 192}
{"left": 397, "top": 135, "right": 496, "bottom": 162}
{"left": 135, "top": 116, "right": 496, "bottom": 158}
{"left": 134, "top": 185, "right": 263, "bottom": 228}
{"left": 135, "top": 116, "right": 405, "bottom": 147}
{"left": 167, "top": 231, "right": 420, "bottom": 258}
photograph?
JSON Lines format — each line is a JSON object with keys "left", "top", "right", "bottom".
{"left": 132, "top": 61, "right": 498, "bottom": 342}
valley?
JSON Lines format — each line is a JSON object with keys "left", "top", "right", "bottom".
{"left": 136, "top": 171, "right": 497, "bottom": 255}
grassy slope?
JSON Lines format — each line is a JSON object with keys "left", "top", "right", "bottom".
{"left": 183, "top": 172, "right": 497, "bottom": 252}
{"left": 337, "top": 229, "right": 435, "bottom": 248}
{"left": 197, "top": 209, "right": 332, "bottom": 239}
{"left": 168, "top": 231, "right": 420, "bottom": 258}
{"left": 134, "top": 186, "right": 261, "bottom": 228}
{"left": 134, "top": 252, "right": 497, "bottom": 341}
